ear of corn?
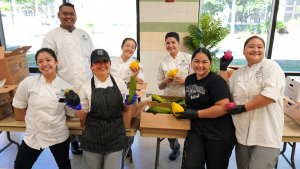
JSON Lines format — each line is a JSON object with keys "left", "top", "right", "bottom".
{"left": 171, "top": 102, "right": 184, "bottom": 117}
{"left": 167, "top": 69, "right": 178, "bottom": 77}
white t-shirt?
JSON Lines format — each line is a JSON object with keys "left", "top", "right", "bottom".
{"left": 79, "top": 75, "right": 128, "bottom": 113}
{"left": 228, "top": 58, "right": 286, "bottom": 149}
{"left": 42, "top": 27, "right": 94, "bottom": 89}
{"left": 157, "top": 51, "right": 194, "bottom": 96}
{"left": 110, "top": 56, "right": 145, "bottom": 83}
{"left": 12, "top": 75, "right": 76, "bottom": 150}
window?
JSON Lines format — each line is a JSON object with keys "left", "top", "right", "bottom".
{"left": 201, "top": 0, "right": 272, "bottom": 66}
{"left": 271, "top": 0, "right": 300, "bottom": 71}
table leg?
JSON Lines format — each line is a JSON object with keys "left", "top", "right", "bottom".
{"left": 0, "top": 131, "right": 19, "bottom": 153}
{"left": 290, "top": 142, "right": 296, "bottom": 169}
{"left": 154, "top": 138, "right": 165, "bottom": 169}
{"left": 280, "top": 142, "right": 297, "bottom": 169}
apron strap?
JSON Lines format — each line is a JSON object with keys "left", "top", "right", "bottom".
{"left": 91, "top": 76, "right": 95, "bottom": 89}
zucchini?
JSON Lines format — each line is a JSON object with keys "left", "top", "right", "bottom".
{"left": 128, "top": 76, "right": 136, "bottom": 104}
{"left": 177, "top": 99, "right": 186, "bottom": 105}
{"left": 169, "top": 97, "right": 183, "bottom": 103}
{"left": 146, "top": 106, "right": 172, "bottom": 114}
{"left": 152, "top": 94, "right": 168, "bottom": 103}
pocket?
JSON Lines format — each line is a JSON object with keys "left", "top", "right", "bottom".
{"left": 54, "top": 102, "right": 66, "bottom": 116}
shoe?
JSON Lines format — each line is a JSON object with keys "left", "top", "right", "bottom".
{"left": 169, "top": 149, "right": 180, "bottom": 161}
{"left": 71, "top": 142, "right": 83, "bottom": 154}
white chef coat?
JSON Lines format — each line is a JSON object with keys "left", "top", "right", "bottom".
{"left": 12, "top": 75, "right": 76, "bottom": 150}
{"left": 42, "top": 27, "right": 94, "bottom": 89}
{"left": 79, "top": 75, "right": 128, "bottom": 113}
{"left": 157, "top": 51, "right": 194, "bottom": 96}
{"left": 228, "top": 58, "right": 285, "bottom": 149}
{"left": 110, "top": 56, "right": 146, "bottom": 83}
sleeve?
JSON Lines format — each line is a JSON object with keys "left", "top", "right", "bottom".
{"left": 12, "top": 78, "right": 29, "bottom": 109}
{"left": 79, "top": 83, "right": 90, "bottom": 113}
{"left": 157, "top": 61, "right": 165, "bottom": 86}
{"left": 137, "top": 62, "right": 146, "bottom": 82}
{"left": 209, "top": 78, "right": 230, "bottom": 103}
{"left": 41, "top": 33, "right": 57, "bottom": 52}
{"left": 117, "top": 78, "right": 128, "bottom": 102}
{"left": 260, "top": 62, "right": 285, "bottom": 101}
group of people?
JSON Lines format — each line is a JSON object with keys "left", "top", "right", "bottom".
{"left": 10, "top": 2, "right": 286, "bottom": 169}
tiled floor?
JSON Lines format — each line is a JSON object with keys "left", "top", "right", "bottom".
{"left": 0, "top": 130, "right": 299, "bottom": 169}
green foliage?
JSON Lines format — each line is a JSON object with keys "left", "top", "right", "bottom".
{"left": 2, "top": 0, "right": 53, "bottom": 16}
{"left": 183, "top": 13, "right": 229, "bottom": 73}
{"left": 275, "top": 21, "right": 286, "bottom": 31}
{"left": 87, "top": 23, "right": 95, "bottom": 33}
{"left": 0, "top": 4, "right": 11, "bottom": 11}
{"left": 202, "top": 0, "right": 226, "bottom": 16}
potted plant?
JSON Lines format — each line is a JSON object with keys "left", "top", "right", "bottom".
{"left": 183, "top": 13, "right": 229, "bottom": 73}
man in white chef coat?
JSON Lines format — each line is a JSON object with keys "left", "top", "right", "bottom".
{"left": 42, "top": 3, "right": 94, "bottom": 154}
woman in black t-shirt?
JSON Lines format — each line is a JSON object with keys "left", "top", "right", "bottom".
{"left": 175, "top": 47, "right": 236, "bottom": 169}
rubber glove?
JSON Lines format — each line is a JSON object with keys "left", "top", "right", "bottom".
{"left": 66, "top": 102, "right": 82, "bottom": 110}
{"left": 220, "top": 55, "right": 233, "bottom": 71}
{"left": 228, "top": 105, "right": 246, "bottom": 115}
{"left": 175, "top": 109, "right": 198, "bottom": 119}
{"left": 125, "top": 93, "right": 138, "bottom": 105}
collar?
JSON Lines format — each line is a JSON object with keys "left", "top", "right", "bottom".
{"left": 94, "top": 74, "right": 110, "bottom": 84}
{"left": 59, "top": 25, "right": 76, "bottom": 33}
{"left": 244, "top": 57, "right": 266, "bottom": 71}
{"left": 40, "top": 74, "right": 58, "bottom": 85}
{"left": 168, "top": 51, "right": 181, "bottom": 61}
{"left": 118, "top": 56, "right": 133, "bottom": 63}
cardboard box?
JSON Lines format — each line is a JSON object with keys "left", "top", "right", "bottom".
{"left": 0, "top": 46, "right": 31, "bottom": 85}
{"left": 0, "top": 85, "right": 18, "bottom": 106}
{"left": 284, "top": 76, "right": 300, "bottom": 103}
{"left": 285, "top": 101, "right": 300, "bottom": 125}
{"left": 139, "top": 102, "right": 190, "bottom": 136}
{"left": 0, "top": 103, "right": 13, "bottom": 120}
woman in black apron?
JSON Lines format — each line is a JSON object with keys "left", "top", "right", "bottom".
{"left": 68, "top": 49, "right": 137, "bottom": 169}
{"left": 175, "top": 47, "right": 236, "bottom": 169}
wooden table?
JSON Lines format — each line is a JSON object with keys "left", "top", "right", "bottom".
{"left": 0, "top": 113, "right": 140, "bottom": 169}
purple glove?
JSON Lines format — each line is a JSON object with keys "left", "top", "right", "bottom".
{"left": 66, "top": 102, "right": 82, "bottom": 110}
{"left": 125, "top": 93, "right": 138, "bottom": 105}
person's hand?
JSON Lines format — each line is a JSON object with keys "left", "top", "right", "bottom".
{"left": 174, "top": 76, "right": 185, "bottom": 84}
{"left": 125, "top": 93, "right": 138, "bottom": 105}
{"left": 163, "top": 77, "right": 174, "bottom": 84}
{"left": 66, "top": 102, "right": 82, "bottom": 110}
{"left": 228, "top": 105, "right": 246, "bottom": 115}
{"left": 175, "top": 109, "right": 198, "bottom": 119}
{"left": 220, "top": 55, "right": 233, "bottom": 71}
{"left": 131, "top": 67, "right": 140, "bottom": 77}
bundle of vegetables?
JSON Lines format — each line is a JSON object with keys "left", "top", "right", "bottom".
{"left": 152, "top": 94, "right": 185, "bottom": 104}
{"left": 146, "top": 106, "right": 172, "bottom": 114}
{"left": 171, "top": 102, "right": 184, "bottom": 117}
{"left": 64, "top": 89, "right": 80, "bottom": 106}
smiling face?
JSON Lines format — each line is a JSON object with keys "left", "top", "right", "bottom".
{"left": 121, "top": 39, "right": 136, "bottom": 58}
{"left": 191, "top": 52, "right": 212, "bottom": 79}
{"left": 92, "top": 59, "right": 111, "bottom": 76}
{"left": 243, "top": 38, "right": 265, "bottom": 66}
{"left": 36, "top": 52, "right": 58, "bottom": 77}
{"left": 58, "top": 6, "right": 77, "bottom": 31}
{"left": 165, "top": 37, "right": 180, "bottom": 56}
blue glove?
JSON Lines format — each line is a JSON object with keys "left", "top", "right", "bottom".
{"left": 125, "top": 93, "right": 138, "bottom": 105}
{"left": 66, "top": 102, "right": 82, "bottom": 110}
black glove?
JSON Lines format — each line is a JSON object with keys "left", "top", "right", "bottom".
{"left": 175, "top": 109, "right": 198, "bottom": 119}
{"left": 220, "top": 55, "right": 233, "bottom": 71}
{"left": 228, "top": 105, "right": 246, "bottom": 115}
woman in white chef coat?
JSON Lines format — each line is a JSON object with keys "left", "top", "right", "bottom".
{"left": 219, "top": 36, "right": 286, "bottom": 169}
{"left": 13, "top": 48, "right": 76, "bottom": 169}
{"left": 157, "top": 32, "right": 194, "bottom": 160}
{"left": 110, "top": 38, "right": 145, "bottom": 83}
{"left": 72, "top": 49, "right": 137, "bottom": 169}
{"left": 110, "top": 38, "right": 145, "bottom": 156}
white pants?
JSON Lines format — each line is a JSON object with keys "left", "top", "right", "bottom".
{"left": 84, "top": 150, "right": 122, "bottom": 169}
{"left": 235, "top": 142, "right": 280, "bottom": 169}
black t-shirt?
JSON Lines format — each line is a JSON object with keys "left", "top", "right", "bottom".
{"left": 185, "top": 71, "right": 235, "bottom": 141}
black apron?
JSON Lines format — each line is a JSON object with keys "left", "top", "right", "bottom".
{"left": 80, "top": 76, "right": 126, "bottom": 153}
